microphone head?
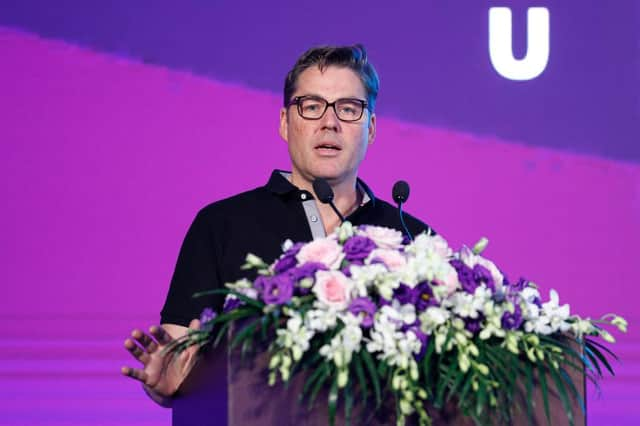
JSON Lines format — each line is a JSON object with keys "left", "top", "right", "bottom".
{"left": 312, "top": 178, "right": 334, "bottom": 204}
{"left": 392, "top": 180, "right": 410, "bottom": 204}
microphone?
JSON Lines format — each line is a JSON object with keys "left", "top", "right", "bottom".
{"left": 312, "top": 178, "right": 345, "bottom": 223}
{"left": 392, "top": 180, "right": 413, "bottom": 241}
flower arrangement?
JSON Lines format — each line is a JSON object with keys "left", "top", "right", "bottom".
{"left": 172, "top": 222, "right": 626, "bottom": 426}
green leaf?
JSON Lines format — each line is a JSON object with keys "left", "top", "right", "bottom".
{"left": 344, "top": 380, "right": 354, "bottom": 426}
{"left": 328, "top": 376, "right": 339, "bottom": 426}
{"left": 524, "top": 362, "right": 535, "bottom": 426}
{"left": 302, "top": 361, "right": 329, "bottom": 398}
{"left": 435, "top": 360, "right": 458, "bottom": 408}
{"left": 352, "top": 353, "right": 369, "bottom": 405}
{"left": 229, "top": 321, "right": 256, "bottom": 350}
{"left": 474, "top": 379, "right": 487, "bottom": 418}
{"left": 213, "top": 321, "right": 231, "bottom": 347}
{"left": 421, "top": 339, "right": 436, "bottom": 386}
{"left": 446, "top": 366, "right": 467, "bottom": 403}
{"left": 360, "top": 350, "right": 382, "bottom": 408}
{"left": 260, "top": 315, "right": 269, "bottom": 340}
{"left": 583, "top": 344, "right": 606, "bottom": 377}
{"left": 585, "top": 340, "right": 616, "bottom": 376}
{"left": 457, "top": 374, "right": 474, "bottom": 415}
{"left": 548, "top": 364, "right": 574, "bottom": 426}
{"left": 213, "top": 307, "right": 259, "bottom": 326}
{"left": 193, "top": 288, "right": 265, "bottom": 310}
{"left": 308, "top": 364, "right": 331, "bottom": 410}
{"left": 559, "top": 367, "right": 586, "bottom": 415}
{"left": 537, "top": 363, "right": 552, "bottom": 426}
{"left": 586, "top": 338, "right": 619, "bottom": 360}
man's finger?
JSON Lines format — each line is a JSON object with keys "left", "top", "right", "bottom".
{"left": 131, "top": 329, "right": 158, "bottom": 353}
{"left": 124, "top": 338, "right": 151, "bottom": 365}
{"left": 188, "top": 318, "right": 201, "bottom": 331}
{"left": 121, "top": 365, "right": 148, "bottom": 383}
{"left": 150, "top": 325, "right": 173, "bottom": 345}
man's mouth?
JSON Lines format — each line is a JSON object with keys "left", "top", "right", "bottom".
{"left": 315, "top": 143, "right": 342, "bottom": 151}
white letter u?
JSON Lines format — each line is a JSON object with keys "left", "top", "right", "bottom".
{"left": 489, "top": 7, "right": 550, "bottom": 81}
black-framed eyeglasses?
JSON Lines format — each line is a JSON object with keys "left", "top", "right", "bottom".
{"left": 287, "top": 95, "right": 368, "bottom": 122}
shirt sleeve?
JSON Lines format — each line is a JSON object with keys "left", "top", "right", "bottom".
{"left": 160, "top": 209, "right": 225, "bottom": 327}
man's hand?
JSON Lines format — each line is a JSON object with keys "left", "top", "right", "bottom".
{"left": 121, "top": 320, "right": 200, "bottom": 407}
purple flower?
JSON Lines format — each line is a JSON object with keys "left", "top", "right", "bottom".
{"left": 254, "top": 275, "right": 271, "bottom": 293}
{"left": 200, "top": 307, "right": 217, "bottom": 324}
{"left": 407, "top": 324, "right": 429, "bottom": 359}
{"left": 507, "top": 277, "right": 529, "bottom": 292}
{"left": 450, "top": 259, "right": 477, "bottom": 293}
{"left": 501, "top": 304, "right": 524, "bottom": 330}
{"left": 287, "top": 262, "right": 327, "bottom": 294}
{"left": 288, "top": 261, "right": 327, "bottom": 282}
{"left": 261, "top": 274, "right": 294, "bottom": 305}
{"left": 223, "top": 296, "right": 242, "bottom": 313}
{"left": 464, "top": 316, "right": 484, "bottom": 334}
{"left": 274, "top": 242, "right": 304, "bottom": 274}
{"left": 394, "top": 283, "right": 416, "bottom": 305}
{"left": 472, "top": 264, "right": 495, "bottom": 292}
{"left": 415, "top": 282, "right": 438, "bottom": 311}
{"left": 343, "top": 236, "right": 376, "bottom": 262}
{"left": 348, "top": 297, "right": 377, "bottom": 328}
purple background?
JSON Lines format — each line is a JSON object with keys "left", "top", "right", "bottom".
{"left": 1, "top": 1, "right": 638, "bottom": 424}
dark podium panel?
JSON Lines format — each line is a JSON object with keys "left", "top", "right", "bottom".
{"left": 173, "top": 338, "right": 585, "bottom": 426}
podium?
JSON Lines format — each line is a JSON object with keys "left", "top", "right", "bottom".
{"left": 173, "top": 339, "right": 586, "bottom": 426}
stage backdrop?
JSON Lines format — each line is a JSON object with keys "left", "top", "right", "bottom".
{"left": 1, "top": 1, "right": 638, "bottom": 425}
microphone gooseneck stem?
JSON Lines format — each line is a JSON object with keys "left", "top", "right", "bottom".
{"left": 398, "top": 202, "right": 413, "bottom": 241}
{"left": 330, "top": 203, "right": 345, "bottom": 223}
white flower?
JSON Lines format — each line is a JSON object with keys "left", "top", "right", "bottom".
{"left": 449, "top": 289, "right": 485, "bottom": 319}
{"left": 276, "top": 313, "right": 314, "bottom": 361}
{"left": 570, "top": 318, "right": 595, "bottom": 338}
{"left": 319, "top": 314, "right": 363, "bottom": 367}
{"left": 523, "top": 289, "right": 571, "bottom": 335}
{"left": 281, "top": 239, "right": 294, "bottom": 252}
{"left": 358, "top": 225, "right": 404, "bottom": 249}
{"left": 405, "top": 233, "right": 452, "bottom": 259}
{"left": 541, "top": 289, "right": 571, "bottom": 332}
{"left": 419, "top": 307, "right": 450, "bottom": 334}
{"left": 380, "top": 300, "right": 417, "bottom": 326}
{"left": 349, "top": 263, "right": 388, "bottom": 296}
{"left": 225, "top": 278, "right": 259, "bottom": 301}
{"left": 305, "top": 303, "right": 339, "bottom": 332}
{"left": 366, "top": 311, "right": 421, "bottom": 368}
{"left": 336, "top": 221, "right": 355, "bottom": 242}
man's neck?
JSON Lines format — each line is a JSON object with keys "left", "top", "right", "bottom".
{"left": 290, "top": 171, "right": 361, "bottom": 234}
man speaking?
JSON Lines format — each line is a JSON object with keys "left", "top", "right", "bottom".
{"left": 121, "top": 44, "right": 433, "bottom": 407}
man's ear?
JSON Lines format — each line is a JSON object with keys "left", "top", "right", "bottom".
{"left": 279, "top": 107, "right": 289, "bottom": 142}
{"left": 368, "top": 113, "right": 376, "bottom": 145}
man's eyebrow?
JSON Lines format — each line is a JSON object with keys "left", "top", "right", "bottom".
{"left": 296, "top": 93, "right": 364, "bottom": 100}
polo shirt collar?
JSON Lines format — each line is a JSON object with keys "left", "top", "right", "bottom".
{"left": 266, "top": 169, "right": 376, "bottom": 206}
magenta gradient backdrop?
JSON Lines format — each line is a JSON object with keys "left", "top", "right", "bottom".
{"left": 1, "top": 23, "right": 639, "bottom": 426}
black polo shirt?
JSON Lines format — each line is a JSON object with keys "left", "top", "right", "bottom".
{"left": 160, "top": 170, "right": 434, "bottom": 326}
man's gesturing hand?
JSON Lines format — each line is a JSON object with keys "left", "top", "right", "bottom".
{"left": 121, "top": 320, "right": 200, "bottom": 406}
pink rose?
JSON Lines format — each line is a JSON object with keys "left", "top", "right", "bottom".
{"left": 359, "top": 226, "right": 403, "bottom": 249}
{"left": 433, "top": 263, "right": 459, "bottom": 295}
{"left": 296, "top": 238, "right": 344, "bottom": 269}
{"left": 313, "top": 270, "right": 353, "bottom": 310}
{"left": 367, "top": 248, "right": 407, "bottom": 271}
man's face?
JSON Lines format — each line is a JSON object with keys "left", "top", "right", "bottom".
{"left": 279, "top": 65, "right": 376, "bottom": 186}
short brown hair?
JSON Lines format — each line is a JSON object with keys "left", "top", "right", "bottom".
{"left": 283, "top": 44, "right": 380, "bottom": 112}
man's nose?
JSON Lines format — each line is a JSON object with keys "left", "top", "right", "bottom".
{"left": 320, "top": 105, "right": 341, "bottom": 130}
